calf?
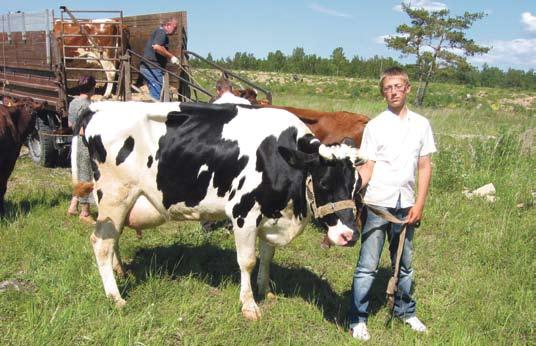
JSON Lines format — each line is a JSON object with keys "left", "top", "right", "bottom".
{"left": 0, "top": 98, "right": 46, "bottom": 216}
{"left": 78, "top": 101, "right": 362, "bottom": 320}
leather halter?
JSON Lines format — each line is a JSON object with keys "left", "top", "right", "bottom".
{"left": 305, "top": 175, "right": 356, "bottom": 219}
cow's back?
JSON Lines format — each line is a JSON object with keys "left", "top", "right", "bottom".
{"left": 85, "top": 102, "right": 312, "bottom": 222}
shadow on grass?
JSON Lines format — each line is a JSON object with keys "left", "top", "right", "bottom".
{"left": 1, "top": 191, "right": 70, "bottom": 222}
{"left": 126, "top": 242, "right": 396, "bottom": 326}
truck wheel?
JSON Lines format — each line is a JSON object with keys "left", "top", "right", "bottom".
{"left": 28, "top": 118, "right": 58, "bottom": 167}
{"left": 39, "top": 130, "right": 58, "bottom": 167}
{"left": 26, "top": 130, "right": 41, "bottom": 164}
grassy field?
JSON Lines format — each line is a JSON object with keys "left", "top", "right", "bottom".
{"left": 1, "top": 73, "right": 535, "bottom": 345}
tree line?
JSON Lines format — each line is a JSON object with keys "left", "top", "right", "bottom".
{"left": 190, "top": 5, "right": 536, "bottom": 102}
{"left": 190, "top": 48, "right": 536, "bottom": 92}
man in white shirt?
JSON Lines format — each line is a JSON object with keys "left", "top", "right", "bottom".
{"left": 349, "top": 67, "right": 437, "bottom": 341}
{"left": 213, "top": 78, "right": 251, "bottom": 105}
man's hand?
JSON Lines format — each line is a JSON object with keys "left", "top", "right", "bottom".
{"left": 170, "top": 56, "right": 180, "bottom": 65}
{"left": 406, "top": 203, "right": 423, "bottom": 225}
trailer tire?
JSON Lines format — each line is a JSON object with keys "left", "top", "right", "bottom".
{"left": 26, "top": 131, "right": 42, "bottom": 165}
{"left": 27, "top": 118, "right": 58, "bottom": 167}
{"left": 39, "top": 130, "right": 58, "bottom": 167}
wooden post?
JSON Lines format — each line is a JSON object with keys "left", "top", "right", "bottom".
{"left": 123, "top": 54, "right": 131, "bottom": 101}
{"left": 161, "top": 72, "right": 170, "bottom": 102}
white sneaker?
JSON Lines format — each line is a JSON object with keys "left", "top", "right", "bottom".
{"left": 350, "top": 322, "right": 371, "bottom": 341}
{"left": 402, "top": 316, "right": 427, "bottom": 333}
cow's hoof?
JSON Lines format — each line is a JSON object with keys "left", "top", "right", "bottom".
{"left": 266, "top": 292, "right": 277, "bottom": 300}
{"left": 114, "top": 297, "right": 127, "bottom": 308}
{"left": 242, "top": 306, "right": 261, "bottom": 321}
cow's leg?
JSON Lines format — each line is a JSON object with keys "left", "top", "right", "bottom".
{"left": 233, "top": 224, "right": 261, "bottom": 320}
{"left": 257, "top": 239, "right": 275, "bottom": 299}
{"left": 99, "top": 59, "right": 116, "bottom": 99}
{"left": 90, "top": 187, "right": 137, "bottom": 307}
{"left": 112, "top": 239, "right": 125, "bottom": 278}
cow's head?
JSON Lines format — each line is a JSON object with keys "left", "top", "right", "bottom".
{"left": 278, "top": 135, "right": 363, "bottom": 246}
{"left": 11, "top": 97, "right": 48, "bottom": 138}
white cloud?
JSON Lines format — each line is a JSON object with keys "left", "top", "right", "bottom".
{"left": 393, "top": 0, "right": 447, "bottom": 12}
{"left": 521, "top": 12, "right": 536, "bottom": 33}
{"left": 309, "top": 3, "right": 352, "bottom": 18}
{"left": 470, "top": 39, "right": 536, "bottom": 70}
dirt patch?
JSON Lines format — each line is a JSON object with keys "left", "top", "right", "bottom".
{"left": 500, "top": 95, "right": 536, "bottom": 108}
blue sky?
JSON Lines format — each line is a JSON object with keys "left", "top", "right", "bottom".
{"left": 2, "top": 0, "right": 535, "bottom": 71}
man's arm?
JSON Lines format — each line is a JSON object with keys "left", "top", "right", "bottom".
{"left": 152, "top": 44, "right": 177, "bottom": 61}
{"left": 406, "top": 155, "right": 432, "bottom": 224}
{"left": 357, "top": 160, "right": 375, "bottom": 190}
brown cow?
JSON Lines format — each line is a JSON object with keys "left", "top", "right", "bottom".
{"left": 236, "top": 88, "right": 369, "bottom": 146}
{"left": 0, "top": 98, "right": 47, "bottom": 216}
{"left": 266, "top": 105, "right": 370, "bottom": 147}
{"left": 53, "top": 19, "right": 126, "bottom": 98}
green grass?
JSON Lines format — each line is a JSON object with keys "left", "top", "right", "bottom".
{"left": 1, "top": 74, "right": 535, "bottom": 345}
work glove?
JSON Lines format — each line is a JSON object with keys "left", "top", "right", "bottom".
{"left": 170, "top": 56, "right": 180, "bottom": 65}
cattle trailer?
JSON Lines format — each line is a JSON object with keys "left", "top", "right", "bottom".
{"left": 1, "top": 7, "right": 271, "bottom": 167}
{"left": 0, "top": 7, "right": 189, "bottom": 167}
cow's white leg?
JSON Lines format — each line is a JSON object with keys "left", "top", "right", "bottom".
{"left": 257, "top": 239, "right": 275, "bottom": 299}
{"left": 75, "top": 49, "right": 116, "bottom": 99}
{"left": 99, "top": 59, "right": 116, "bottom": 99}
{"left": 112, "top": 240, "right": 125, "bottom": 278}
{"left": 91, "top": 219, "right": 125, "bottom": 307}
{"left": 90, "top": 186, "right": 137, "bottom": 308}
{"left": 233, "top": 225, "right": 261, "bottom": 320}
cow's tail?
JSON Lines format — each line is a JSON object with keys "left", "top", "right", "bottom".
{"left": 72, "top": 108, "right": 95, "bottom": 138}
{"left": 73, "top": 181, "right": 94, "bottom": 197}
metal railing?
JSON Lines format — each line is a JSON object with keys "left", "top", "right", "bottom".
{"left": 185, "top": 50, "right": 272, "bottom": 104}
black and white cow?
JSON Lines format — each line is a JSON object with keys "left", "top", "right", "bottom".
{"left": 78, "top": 101, "right": 362, "bottom": 320}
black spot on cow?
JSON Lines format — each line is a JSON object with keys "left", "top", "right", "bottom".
{"left": 87, "top": 135, "right": 107, "bottom": 163}
{"left": 232, "top": 191, "right": 256, "bottom": 220}
{"left": 147, "top": 155, "right": 153, "bottom": 168}
{"left": 228, "top": 189, "right": 236, "bottom": 201}
{"left": 256, "top": 214, "right": 262, "bottom": 227}
{"left": 237, "top": 177, "right": 245, "bottom": 190}
{"left": 156, "top": 103, "right": 248, "bottom": 209}
{"left": 116, "top": 136, "right": 134, "bottom": 166}
{"left": 237, "top": 218, "right": 244, "bottom": 228}
{"left": 90, "top": 159, "right": 100, "bottom": 181}
{"left": 97, "top": 189, "right": 103, "bottom": 203}
{"left": 253, "top": 127, "right": 308, "bottom": 219}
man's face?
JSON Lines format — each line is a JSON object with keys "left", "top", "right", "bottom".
{"left": 165, "top": 22, "right": 178, "bottom": 35}
{"left": 381, "top": 76, "right": 411, "bottom": 109}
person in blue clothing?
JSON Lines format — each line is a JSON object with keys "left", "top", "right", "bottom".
{"left": 140, "top": 17, "right": 180, "bottom": 100}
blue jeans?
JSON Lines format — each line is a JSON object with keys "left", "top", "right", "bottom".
{"left": 349, "top": 199, "right": 416, "bottom": 324}
{"left": 140, "top": 64, "right": 163, "bottom": 100}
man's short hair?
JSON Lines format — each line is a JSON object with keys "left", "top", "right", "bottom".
{"left": 216, "top": 78, "right": 233, "bottom": 92}
{"left": 164, "top": 17, "right": 178, "bottom": 26}
{"left": 78, "top": 75, "right": 96, "bottom": 94}
{"left": 379, "top": 66, "right": 409, "bottom": 89}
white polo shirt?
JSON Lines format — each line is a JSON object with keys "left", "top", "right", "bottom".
{"left": 214, "top": 91, "right": 251, "bottom": 105}
{"left": 360, "top": 109, "right": 437, "bottom": 208}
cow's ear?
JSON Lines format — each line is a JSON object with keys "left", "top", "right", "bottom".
{"left": 298, "top": 134, "right": 321, "bottom": 154}
{"left": 278, "top": 146, "right": 316, "bottom": 168}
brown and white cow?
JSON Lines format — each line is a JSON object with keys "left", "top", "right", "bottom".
{"left": 53, "top": 19, "right": 126, "bottom": 98}
{"left": 0, "top": 98, "right": 47, "bottom": 216}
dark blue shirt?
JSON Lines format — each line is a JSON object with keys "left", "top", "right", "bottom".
{"left": 143, "top": 27, "right": 169, "bottom": 68}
